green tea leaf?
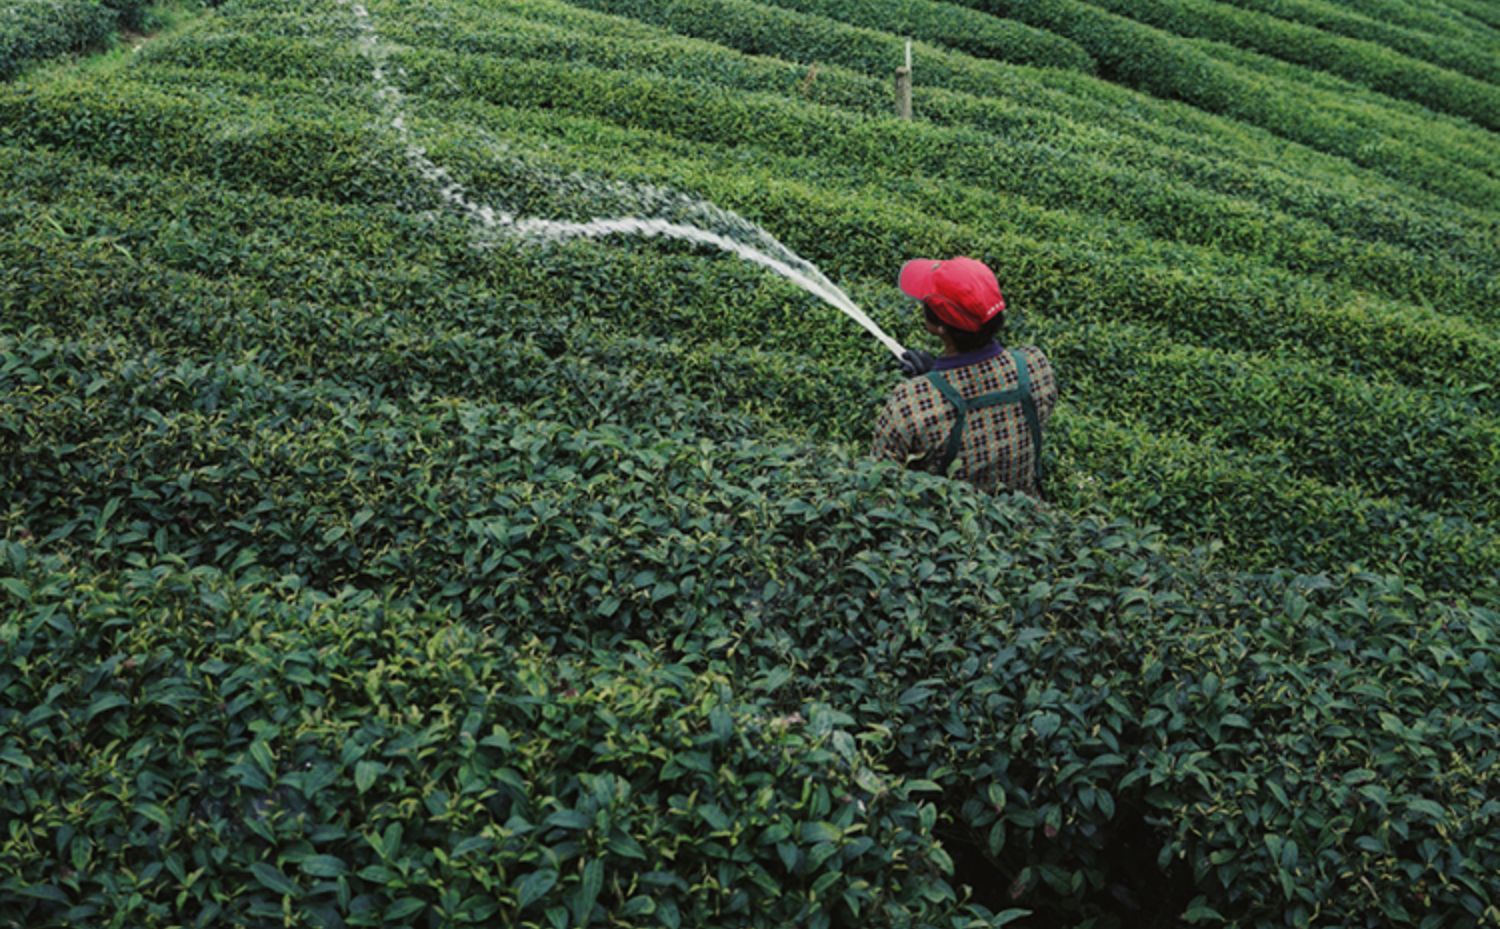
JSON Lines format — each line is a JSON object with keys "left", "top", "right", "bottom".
{"left": 355, "top": 760, "right": 382, "bottom": 795}
{"left": 300, "top": 855, "right": 348, "bottom": 878}
{"left": 250, "top": 862, "right": 298, "bottom": 897}
{"left": 515, "top": 869, "right": 558, "bottom": 910}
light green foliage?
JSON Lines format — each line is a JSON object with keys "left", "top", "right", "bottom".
{"left": 948, "top": 0, "right": 1500, "bottom": 208}
{"left": 1077, "top": 0, "right": 1500, "bottom": 130}
{"left": 2, "top": 0, "right": 1499, "bottom": 925}
{"left": 1218, "top": 0, "right": 1500, "bottom": 84}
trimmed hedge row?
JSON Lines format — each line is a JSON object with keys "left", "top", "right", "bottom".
{"left": 942, "top": 0, "right": 1500, "bottom": 210}
{"left": 745, "top": 0, "right": 1095, "bottom": 72}
{"left": 1077, "top": 0, "right": 1500, "bottom": 131}
{"left": 10, "top": 131, "right": 1497, "bottom": 531}
{"left": 3, "top": 376, "right": 1497, "bottom": 927}
{"left": 1434, "top": 0, "right": 1500, "bottom": 31}
{"left": 7, "top": 124, "right": 1500, "bottom": 591}
{"left": 1191, "top": 39, "right": 1500, "bottom": 177}
{"left": 137, "top": 26, "right": 1500, "bottom": 319}
{"left": 1045, "top": 414, "right": 1500, "bottom": 592}
{"left": 416, "top": 0, "right": 1500, "bottom": 220}
{"left": 5, "top": 99, "right": 1494, "bottom": 588}
{"left": 1048, "top": 321, "right": 1500, "bottom": 523}
{"left": 6, "top": 84, "right": 1496, "bottom": 414}
{"left": 227, "top": 0, "right": 1500, "bottom": 268}
{"left": 1332, "top": 0, "right": 1500, "bottom": 43}
{"left": 0, "top": 0, "right": 116, "bottom": 80}
{"left": 77, "top": 52, "right": 1500, "bottom": 389}
{"left": 6, "top": 111, "right": 1497, "bottom": 444}
{"left": 1219, "top": 0, "right": 1500, "bottom": 84}
{"left": 5, "top": 213, "right": 1499, "bottom": 594}
{"left": 10, "top": 190, "right": 1495, "bottom": 589}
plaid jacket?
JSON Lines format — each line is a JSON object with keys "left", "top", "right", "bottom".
{"left": 871, "top": 344, "right": 1057, "bottom": 497}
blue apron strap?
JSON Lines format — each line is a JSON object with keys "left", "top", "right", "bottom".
{"left": 927, "top": 352, "right": 1045, "bottom": 493}
{"left": 1010, "top": 348, "right": 1044, "bottom": 494}
{"left": 926, "top": 371, "right": 967, "bottom": 476}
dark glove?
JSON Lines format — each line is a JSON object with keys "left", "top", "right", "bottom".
{"left": 897, "top": 348, "right": 935, "bottom": 377}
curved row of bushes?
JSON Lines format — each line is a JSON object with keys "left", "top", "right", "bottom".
{"left": 6, "top": 116, "right": 1496, "bottom": 483}
{"left": 5, "top": 71, "right": 1494, "bottom": 510}
{"left": 1077, "top": 0, "right": 1500, "bottom": 130}
{"left": 7, "top": 148, "right": 1500, "bottom": 592}
{"left": 1192, "top": 37, "right": 1500, "bottom": 180}
{"left": 1219, "top": 0, "right": 1500, "bottom": 84}
{"left": 137, "top": 24, "right": 1500, "bottom": 317}
{"left": 6, "top": 183, "right": 1499, "bottom": 592}
{"left": 11, "top": 128, "right": 1497, "bottom": 531}
{"left": 5, "top": 68, "right": 1494, "bottom": 378}
{"left": 1047, "top": 321, "right": 1500, "bottom": 522}
{"left": 738, "top": 0, "right": 1095, "bottom": 72}
{"left": 311, "top": 0, "right": 1500, "bottom": 253}
{"left": 1331, "top": 0, "right": 1500, "bottom": 42}
{"left": 3, "top": 363, "right": 1497, "bottom": 926}
{"left": 561, "top": 0, "right": 1500, "bottom": 208}
{"left": 1436, "top": 0, "right": 1500, "bottom": 31}
{"left": 111, "top": 39, "right": 1500, "bottom": 342}
{"left": 0, "top": 0, "right": 116, "bottom": 80}
{"left": 941, "top": 0, "right": 1500, "bottom": 209}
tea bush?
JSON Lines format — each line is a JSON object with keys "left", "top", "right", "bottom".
{"left": 946, "top": 0, "right": 1500, "bottom": 209}
{"left": 1428, "top": 0, "right": 1500, "bottom": 31}
{"left": 3, "top": 406, "right": 1497, "bottom": 927}
{"left": 0, "top": 0, "right": 116, "bottom": 79}
{"left": 132, "top": 29, "right": 1500, "bottom": 320}
{"left": 4, "top": 0, "right": 1500, "bottom": 924}
{"left": 0, "top": 546, "right": 985, "bottom": 929}
{"left": 139, "top": 0, "right": 1500, "bottom": 266}
{"left": 1211, "top": 0, "right": 1500, "bottom": 84}
{"left": 747, "top": 0, "right": 1095, "bottom": 73}
{"left": 4, "top": 78, "right": 1499, "bottom": 590}
{"left": 1078, "top": 0, "right": 1500, "bottom": 130}
{"left": 1314, "top": 0, "right": 1500, "bottom": 43}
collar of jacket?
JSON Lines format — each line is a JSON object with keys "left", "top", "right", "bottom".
{"left": 932, "top": 341, "right": 1003, "bottom": 372}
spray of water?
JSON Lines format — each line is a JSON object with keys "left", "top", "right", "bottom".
{"left": 337, "top": 0, "right": 906, "bottom": 357}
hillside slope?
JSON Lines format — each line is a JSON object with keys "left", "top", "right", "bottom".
{"left": 2, "top": 0, "right": 1498, "bottom": 926}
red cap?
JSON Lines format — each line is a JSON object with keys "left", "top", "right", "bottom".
{"left": 898, "top": 257, "right": 1006, "bottom": 332}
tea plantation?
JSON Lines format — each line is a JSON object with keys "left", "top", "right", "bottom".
{"left": 2, "top": 0, "right": 1498, "bottom": 926}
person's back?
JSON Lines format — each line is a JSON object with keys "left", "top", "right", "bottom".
{"left": 871, "top": 257, "right": 1058, "bottom": 498}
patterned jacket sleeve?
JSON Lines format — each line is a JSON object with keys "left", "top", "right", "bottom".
{"left": 1027, "top": 348, "right": 1059, "bottom": 423}
{"left": 870, "top": 388, "right": 913, "bottom": 463}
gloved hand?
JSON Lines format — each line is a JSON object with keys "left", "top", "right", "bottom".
{"left": 897, "top": 348, "right": 935, "bottom": 377}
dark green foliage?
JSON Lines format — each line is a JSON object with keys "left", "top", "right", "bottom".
{"left": 98, "top": 0, "right": 148, "bottom": 31}
{"left": 564, "top": 0, "right": 1092, "bottom": 81}
{"left": 2, "top": 58, "right": 1499, "bottom": 591}
{"left": 2, "top": 141, "right": 1498, "bottom": 592}
{"left": 133, "top": 0, "right": 1500, "bottom": 284}
{"left": 0, "top": 541, "right": 977, "bottom": 928}
{"left": 3, "top": 409, "right": 1497, "bottom": 927}
{"left": 1332, "top": 0, "right": 1500, "bottom": 43}
{"left": 3, "top": 0, "right": 1500, "bottom": 925}
{"left": 132, "top": 28, "right": 1500, "bottom": 320}
{"left": 0, "top": 0, "right": 116, "bottom": 79}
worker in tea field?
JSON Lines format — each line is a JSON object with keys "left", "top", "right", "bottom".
{"left": 872, "top": 257, "right": 1057, "bottom": 499}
